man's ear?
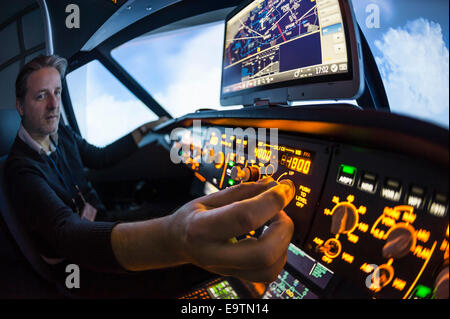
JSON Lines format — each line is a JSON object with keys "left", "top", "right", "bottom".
{"left": 16, "top": 100, "right": 24, "bottom": 117}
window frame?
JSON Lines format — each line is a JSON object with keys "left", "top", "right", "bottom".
{"left": 62, "top": 3, "right": 238, "bottom": 137}
{"left": 64, "top": 48, "right": 172, "bottom": 137}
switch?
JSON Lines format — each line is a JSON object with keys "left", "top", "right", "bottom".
{"left": 412, "top": 285, "right": 432, "bottom": 299}
{"left": 337, "top": 164, "right": 357, "bottom": 186}
{"left": 230, "top": 166, "right": 260, "bottom": 182}
{"left": 381, "top": 178, "right": 402, "bottom": 202}
{"left": 407, "top": 185, "right": 426, "bottom": 209}
{"left": 428, "top": 192, "right": 448, "bottom": 217}
{"left": 358, "top": 172, "right": 377, "bottom": 193}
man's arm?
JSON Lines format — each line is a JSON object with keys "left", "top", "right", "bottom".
{"left": 8, "top": 163, "right": 124, "bottom": 272}
{"left": 111, "top": 178, "right": 295, "bottom": 282}
{"left": 67, "top": 125, "right": 138, "bottom": 170}
{"left": 67, "top": 117, "right": 169, "bottom": 170}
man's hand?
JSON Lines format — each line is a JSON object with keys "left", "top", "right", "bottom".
{"left": 141, "top": 116, "right": 170, "bottom": 133}
{"left": 132, "top": 116, "right": 170, "bottom": 144}
{"left": 112, "top": 177, "right": 295, "bottom": 283}
{"left": 166, "top": 177, "right": 295, "bottom": 282}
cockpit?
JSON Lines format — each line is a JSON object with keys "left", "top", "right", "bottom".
{"left": 0, "top": 0, "right": 448, "bottom": 302}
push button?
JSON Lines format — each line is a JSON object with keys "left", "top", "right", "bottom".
{"left": 358, "top": 172, "right": 377, "bottom": 193}
{"left": 337, "top": 164, "right": 357, "bottom": 186}
{"left": 428, "top": 192, "right": 448, "bottom": 217}
{"left": 411, "top": 285, "right": 432, "bottom": 299}
{"left": 406, "top": 185, "right": 426, "bottom": 209}
{"left": 381, "top": 178, "right": 402, "bottom": 201}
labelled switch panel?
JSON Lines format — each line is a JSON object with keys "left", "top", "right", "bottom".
{"left": 304, "top": 144, "right": 448, "bottom": 299}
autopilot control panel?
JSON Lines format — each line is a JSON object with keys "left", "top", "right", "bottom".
{"left": 170, "top": 124, "right": 449, "bottom": 299}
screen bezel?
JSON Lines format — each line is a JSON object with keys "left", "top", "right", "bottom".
{"left": 220, "top": 0, "right": 364, "bottom": 106}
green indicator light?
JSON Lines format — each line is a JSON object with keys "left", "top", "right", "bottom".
{"left": 415, "top": 285, "right": 431, "bottom": 298}
{"left": 228, "top": 179, "right": 235, "bottom": 186}
{"left": 341, "top": 164, "right": 356, "bottom": 175}
{"left": 228, "top": 161, "right": 235, "bottom": 167}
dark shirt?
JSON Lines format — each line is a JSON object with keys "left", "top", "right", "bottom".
{"left": 5, "top": 124, "right": 138, "bottom": 273}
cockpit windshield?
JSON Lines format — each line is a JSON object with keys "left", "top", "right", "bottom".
{"left": 353, "top": 0, "right": 448, "bottom": 128}
{"left": 108, "top": 0, "right": 449, "bottom": 127}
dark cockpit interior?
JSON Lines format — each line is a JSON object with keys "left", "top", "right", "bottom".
{"left": 0, "top": 0, "right": 448, "bottom": 301}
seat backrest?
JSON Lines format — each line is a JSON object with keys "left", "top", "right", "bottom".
{"left": 0, "top": 108, "right": 21, "bottom": 157}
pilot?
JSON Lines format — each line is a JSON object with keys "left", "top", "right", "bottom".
{"left": 5, "top": 55, "right": 295, "bottom": 298}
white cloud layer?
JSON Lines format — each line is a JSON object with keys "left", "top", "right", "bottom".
{"left": 151, "top": 23, "right": 231, "bottom": 117}
{"left": 86, "top": 95, "right": 157, "bottom": 147}
{"left": 374, "top": 18, "right": 449, "bottom": 128}
{"left": 67, "top": 60, "right": 158, "bottom": 147}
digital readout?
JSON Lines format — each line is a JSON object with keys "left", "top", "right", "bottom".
{"left": 280, "top": 154, "right": 311, "bottom": 175}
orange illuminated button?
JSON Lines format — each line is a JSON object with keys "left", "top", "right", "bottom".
{"left": 322, "top": 238, "right": 342, "bottom": 259}
{"left": 230, "top": 166, "right": 260, "bottom": 182}
{"left": 371, "top": 264, "right": 394, "bottom": 291}
{"left": 278, "top": 179, "right": 296, "bottom": 202}
{"left": 230, "top": 166, "right": 247, "bottom": 181}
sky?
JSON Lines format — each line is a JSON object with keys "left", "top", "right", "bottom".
{"left": 351, "top": 0, "right": 449, "bottom": 127}
{"left": 67, "top": 0, "right": 449, "bottom": 146}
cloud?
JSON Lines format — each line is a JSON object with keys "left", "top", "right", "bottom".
{"left": 85, "top": 94, "right": 157, "bottom": 147}
{"left": 67, "top": 60, "right": 158, "bottom": 147}
{"left": 374, "top": 18, "right": 449, "bottom": 128}
{"left": 147, "top": 22, "right": 241, "bottom": 116}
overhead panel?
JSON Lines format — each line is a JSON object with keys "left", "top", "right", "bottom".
{"left": 81, "top": 0, "right": 181, "bottom": 51}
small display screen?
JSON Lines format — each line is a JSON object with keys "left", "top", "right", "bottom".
{"left": 179, "top": 279, "right": 240, "bottom": 299}
{"left": 263, "top": 269, "right": 318, "bottom": 299}
{"left": 278, "top": 145, "right": 314, "bottom": 175}
{"left": 287, "top": 243, "right": 334, "bottom": 289}
{"left": 207, "top": 280, "right": 239, "bottom": 299}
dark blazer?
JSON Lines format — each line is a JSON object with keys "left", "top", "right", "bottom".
{"left": 5, "top": 124, "right": 137, "bottom": 272}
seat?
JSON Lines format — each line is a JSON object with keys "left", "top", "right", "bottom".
{"left": 0, "top": 108, "right": 69, "bottom": 298}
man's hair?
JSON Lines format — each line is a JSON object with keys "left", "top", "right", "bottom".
{"left": 15, "top": 54, "right": 68, "bottom": 102}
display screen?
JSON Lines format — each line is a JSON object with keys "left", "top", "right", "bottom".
{"left": 222, "top": 0, "right": 349, "bottom": 95}
{"left": 207, "top": 280, "right": 239, "bottom": 299}
{"left": 287, "top": 243, "right": 334, "bottom": 289}
{"left": 278, "top": 145, "right": 314, "bottom": 175}
{"left": 263, "top": 269, "right": 318, "bottom": 299}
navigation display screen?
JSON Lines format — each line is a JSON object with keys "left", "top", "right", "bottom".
{"left": 222, "top": 0, "right": 350, "bottom": 95}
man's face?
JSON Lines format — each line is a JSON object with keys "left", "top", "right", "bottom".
{"left": 16, "top": 67, "right": 62, "bottom": 137}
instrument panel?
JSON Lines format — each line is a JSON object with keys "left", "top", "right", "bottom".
{"left": 169, "top": 124, "right": 449, "bottom": 299}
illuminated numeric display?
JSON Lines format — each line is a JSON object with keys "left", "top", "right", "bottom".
{"left": 280, "top": 154, "right": 311, "bottom": 175}
{"left": 255, "top": 147, "right": 272, "bottom": 162}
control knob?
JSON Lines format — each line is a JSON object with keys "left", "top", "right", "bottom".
{"left": 330, "top": 203, "right": 358, "bottom": 234}
{"left": 382, "top": 224, "right": 416, "bottom": 259}
{"left": 433, "top": 260, "right": 449, "bottom": 299}
{"left": 230, "top": 166, "right": 260, "bottom": 182}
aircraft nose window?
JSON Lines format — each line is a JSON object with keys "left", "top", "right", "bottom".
{"left": 66, "top": 60, "right": 158, "bottom": 146}
{"left": 111, "top": 21, "right": 242, "bottom": 117}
